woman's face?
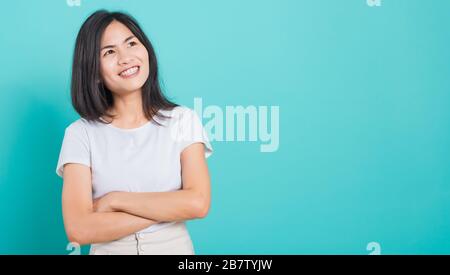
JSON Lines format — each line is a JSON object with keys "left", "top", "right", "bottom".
{"left": 99, "top": 20, "right": 149, "bottom": 96}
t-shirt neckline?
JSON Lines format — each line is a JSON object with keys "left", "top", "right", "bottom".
{"left": 100, "top": 117, "right": 154, "bottom": 132}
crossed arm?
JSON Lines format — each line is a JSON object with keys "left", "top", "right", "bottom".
{"left": 62, "top": 143, "right": 211, "bottom": 245}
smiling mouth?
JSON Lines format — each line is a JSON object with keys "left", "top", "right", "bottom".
{"left": 119, "top": 66, "right": 140, "bottom": 78}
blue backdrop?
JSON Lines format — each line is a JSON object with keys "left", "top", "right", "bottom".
{"left": 0, "top": 0, "right": 449, "bottom": 254}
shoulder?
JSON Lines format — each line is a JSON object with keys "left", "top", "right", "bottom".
{"left": 157, "top": 105, "right": 199, "bottom": 124}
{"left": 64, "top": 118, "right": 98, "bottom": 135}
{"left": 163, "top": 105, "right": 195, "bottom": 116}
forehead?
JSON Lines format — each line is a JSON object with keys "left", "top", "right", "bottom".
{"left": 100, "top": 21, "right": 134, "bottom": 46}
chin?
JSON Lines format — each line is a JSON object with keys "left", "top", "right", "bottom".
{"left": 118, "top": 80, "right": 147, "bottom": 92}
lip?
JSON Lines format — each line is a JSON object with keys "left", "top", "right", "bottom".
{"left": 118, "top": 65, "right": 140, "bottom": 79}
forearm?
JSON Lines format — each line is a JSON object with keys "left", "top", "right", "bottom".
{"left": 65, "top": 211, "right": 156, "bottom": 245}
{"left": 111, "top": 190, "right": 207, "bottom": 222}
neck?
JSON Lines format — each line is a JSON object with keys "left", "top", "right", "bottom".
{"left": 108, "top": 90, "right": 148, "bottom": 125}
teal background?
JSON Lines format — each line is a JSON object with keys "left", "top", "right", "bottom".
{"left": 0, "top": 0, "right": 449, "bottom": 254}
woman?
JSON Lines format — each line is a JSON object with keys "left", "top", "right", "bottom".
{"left": 56, "top": 10, "right": 213, "bottom": 255}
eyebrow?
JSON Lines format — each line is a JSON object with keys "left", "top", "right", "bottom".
{"left": 101, "top": 35, "right": 136, "bottom": 51}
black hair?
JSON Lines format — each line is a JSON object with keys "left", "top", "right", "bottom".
{"left": 71, "top": 10, "right": 178, "bottom": 124}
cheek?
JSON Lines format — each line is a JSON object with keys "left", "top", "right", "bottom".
{"left": 138, "top": 48, "right": 149, "bottom": 66}
{"left": 100, "top": 61, "right": 117, "bottom": 81}
{"left": 140, "top": 52, "right": 150, "bottom": 75}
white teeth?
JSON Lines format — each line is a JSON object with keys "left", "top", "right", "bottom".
{"left": 120, "top": 66, "right": 139, "bottom": 77}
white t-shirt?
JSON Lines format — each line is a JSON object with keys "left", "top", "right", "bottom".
{"left": 56, "top": 106, "right": 213, "bottom": 233}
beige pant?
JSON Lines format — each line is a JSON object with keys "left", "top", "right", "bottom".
{"left": 89, "top": 222, "right": 195, "bottom": 255}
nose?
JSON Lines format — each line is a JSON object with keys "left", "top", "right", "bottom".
{"left": 118, "top": 52, "right": 135, "bottom": 66}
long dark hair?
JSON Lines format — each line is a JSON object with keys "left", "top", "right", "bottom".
{"left": 71, "top": 10, "right": 178, "bottom": 124}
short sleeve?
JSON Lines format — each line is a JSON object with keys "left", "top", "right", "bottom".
{"left": 176, "top": 107, "right": 213, "bottom": 159}
{"left": 55, "top": 121, "right": 91, "bottom": 178}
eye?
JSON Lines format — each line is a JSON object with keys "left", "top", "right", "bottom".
{"left": 128, "top": 41, "right": 138, "bottom": 47}
{"left": 103, "top": 49, "right": 115, "bottom": 57}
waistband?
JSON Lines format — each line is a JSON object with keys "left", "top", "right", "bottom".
{"left": 111, "top": 221, "right": 189, "bottom": 243}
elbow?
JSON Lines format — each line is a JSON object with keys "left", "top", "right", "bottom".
{"left": 192, "top": 194, "right": 210, "bottom": 219}
{"left": 65, "top": 224, "right": 91, "bottom": 246}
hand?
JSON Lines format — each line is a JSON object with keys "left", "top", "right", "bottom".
{"left": 93, "top": 192, "right": 119, "bottom": 213}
